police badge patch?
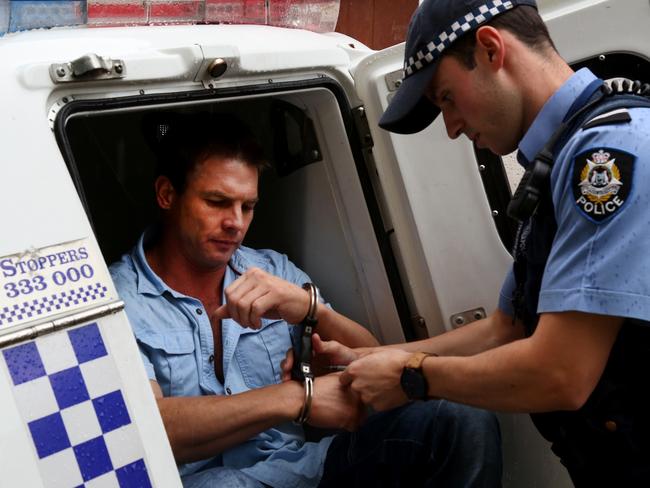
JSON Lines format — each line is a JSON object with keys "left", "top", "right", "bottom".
{"left": 572, "top": 147, "right": 635, "bottom": 222}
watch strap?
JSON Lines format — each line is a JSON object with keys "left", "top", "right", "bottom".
{"left": 405, "top": 351, "right": 434, "bottom": 370}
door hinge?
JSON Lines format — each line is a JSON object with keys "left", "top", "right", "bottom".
{"left": 450, "top": 308, "right": 486, "bottom": 328}
{"left": 0, "top": 301, "right": 124, "bottom": 348}
{"left": 384, "top": 69, "right": 403, "bottom": 103}
{"left": 352, "top": 105, "right": 374, "bottom": 149}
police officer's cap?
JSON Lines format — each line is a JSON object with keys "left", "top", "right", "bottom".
{"left": 379, "top": 0, "right": 538, "bottom": 134}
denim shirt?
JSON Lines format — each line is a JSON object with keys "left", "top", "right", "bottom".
{"left": 499, "top": 68, "right": 650, "bottom": 322}
{"left": 110, "top": 232, "right": 333, "bottom": 488}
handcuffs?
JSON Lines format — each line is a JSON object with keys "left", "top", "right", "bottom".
{"left": 292, "top": 282, "right": 318, "bottom": 425}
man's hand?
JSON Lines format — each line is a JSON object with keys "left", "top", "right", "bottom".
{"left": 212, "top": 267, "right": 311, "bottom": 328}
{"left": 280, "top": 348, "right": 294, "bottom": 382}
{"left": 282, "top": 347, "right": 365, "bottom": 430}
{"left": 309, "top": 373, "right": 365, "bottom": 431}
{"left": 340, "top": 349, "right": 413, "bottom": 411}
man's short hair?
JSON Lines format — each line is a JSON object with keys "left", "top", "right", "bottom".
{"left": 149, "top": 113, "right": 268, "bottom": 193}
{"left": 447, "top": 5, "right": 557, "bottom": 69}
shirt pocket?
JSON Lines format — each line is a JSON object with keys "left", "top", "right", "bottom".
{"left": 137, "top": 331, "right": 198, "bottom": 398}
{"left": 234, "top": 319, "right": 292, "bottom": 389}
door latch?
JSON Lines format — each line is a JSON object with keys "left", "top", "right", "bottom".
{"left": 384, "top": 69, "right": 403, "bottom": 103}
{"left": 50, "top": 53, "right": 126, "bottom": 83}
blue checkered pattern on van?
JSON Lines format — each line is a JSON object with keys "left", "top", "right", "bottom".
{"left": 1, "top": 322, "right": 152, "bottom": 487}
{"left": 0, "top": 283, "right": 108, "bottom": 327}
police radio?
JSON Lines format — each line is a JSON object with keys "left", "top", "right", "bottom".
{"left": 507, "top": 150, "right": 553, "bottom": 222}
{"left": 507, "top": 79, "right": 650, "bottom": 222}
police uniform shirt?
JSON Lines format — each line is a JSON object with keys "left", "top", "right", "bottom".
{"left": 499, "top": 68, "right": 650, "bottom": 323}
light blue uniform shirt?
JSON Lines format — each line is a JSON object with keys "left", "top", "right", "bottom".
{"left": 499, "top": 68, "right": 650, "bottom": 322}
{"left": 110, "top": 232, "right": 333, "bottom": 488}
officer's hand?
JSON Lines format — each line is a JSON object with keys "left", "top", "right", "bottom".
{"left": 212, "top": 267, "right": 312, "bottom": 328}
{"left": 339, "top": 349, "right": 412, "bottom": 411}
{"left": 312, "top": 334, "right": 361, "bottom": 367}
{"left": 308, "top": 373, "right": 365, "bottom": 431}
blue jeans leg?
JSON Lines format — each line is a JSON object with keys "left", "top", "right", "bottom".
{"left": 318, "top": 400, "right": 502, "bottom": 488}
{"left": 182, "top": 467, "right": 267, "bottom": 488}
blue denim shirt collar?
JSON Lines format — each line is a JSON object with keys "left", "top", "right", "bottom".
{"left": 518, "top": 68, "right": 598, "bottom": 167}
{"left": 132, "top": 227, "right": 266, "bottom": 297}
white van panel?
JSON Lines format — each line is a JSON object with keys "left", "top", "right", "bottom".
{"left": 0, "top": 99, "right": 90, "bottom": 258}
{"left": 541, "top": 0, "right": 650, "bottom": 62}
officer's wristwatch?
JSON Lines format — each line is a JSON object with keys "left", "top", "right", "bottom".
{"left": 400, "top": 352, "right": 433, "bottom": 400}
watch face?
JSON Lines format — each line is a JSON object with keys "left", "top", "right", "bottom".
{"left": 400, "top": 368, "right": 428, "bottom": 400}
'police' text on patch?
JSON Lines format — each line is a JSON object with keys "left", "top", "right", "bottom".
{"left": 572, "top": 147, "right": 635, "bottom": 223}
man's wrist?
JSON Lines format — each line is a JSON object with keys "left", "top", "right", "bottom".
{"left": 293, "top": 376, "right": 313, "bottom": 425}
{"left": 300, "top": 282, "right": 318, "bottom": 325}
{"left": 281, "top": 380, "right": 306, "bottom": 421}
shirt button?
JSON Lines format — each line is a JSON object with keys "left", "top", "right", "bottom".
{"left": 604, "top": 420, "right": 618, "bottom": 432}
{"left": 225, "top": 387, "right": 232, "bottom": 395}
{"left": 208, "top": 354, "right": 214, "bottom": 363}
{"left": 196, "top": 308, "right": 203, "bottom": 315}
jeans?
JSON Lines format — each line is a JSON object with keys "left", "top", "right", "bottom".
{"left": 182, "top": 400, "right": 501, "bottom": 488}
{"left": 319, "top": 400, "right": 502, "bottom": 488}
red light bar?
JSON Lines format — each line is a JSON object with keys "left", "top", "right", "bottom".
{"left": 149, "top": 0, "right": 203, "bottom": 23}
{"left": 86, "top": 0, "right": 340, "bottom": 32}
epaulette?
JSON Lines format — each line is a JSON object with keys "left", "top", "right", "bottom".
{"left": 582, "top": 108, "right": 632, "bottom": 130}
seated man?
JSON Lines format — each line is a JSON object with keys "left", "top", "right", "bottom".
{"left": 110, "top": 114, "right": 502, "bottom": 488}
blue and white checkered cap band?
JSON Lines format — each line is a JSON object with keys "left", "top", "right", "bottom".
{"left": 404, "top": 0, "right": 514, "bottom": 77}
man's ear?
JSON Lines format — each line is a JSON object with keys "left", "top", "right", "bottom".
{"left": 154, "top": 176, "right": 176, "bottom": 210}
{"left": 474, "top": 26, "right": 506, "bottom": 71}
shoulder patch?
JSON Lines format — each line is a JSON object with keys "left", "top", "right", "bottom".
{"left": 572, "top": 147, "right": 636, "bottom": 223}
{"left": 582, "top": 108, "right": 631, "bottom": 130}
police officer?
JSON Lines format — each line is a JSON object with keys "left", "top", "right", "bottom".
{"left": 328, "top": 0, "right": 650, "bottom": 485}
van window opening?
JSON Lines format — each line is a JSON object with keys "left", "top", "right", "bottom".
{"left": 55, "top": 79, "right": 416, "bottom": 343}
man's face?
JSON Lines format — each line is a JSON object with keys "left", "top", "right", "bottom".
{"left": 162, "top": 156, "right": 259, "bottom": 270}
{"left": 426, "top": 54, "right": 522, "bottom": 155}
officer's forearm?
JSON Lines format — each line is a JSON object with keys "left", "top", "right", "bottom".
{"left": 423, "top": 311, "right": 621, "bottom": 412}
{"left": 380, "top": 308, "right": 524, "bottom": 356}
{"left": 421, "top": 338, "right": 577, "bottom": 412}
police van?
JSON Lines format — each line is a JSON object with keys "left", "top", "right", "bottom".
{"left": 1, "top": 0, "right": 648, "bottom": 486}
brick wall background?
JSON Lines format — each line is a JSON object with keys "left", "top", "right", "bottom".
{"left": 335, "top": 0, "right": 417, "bottom": 50}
